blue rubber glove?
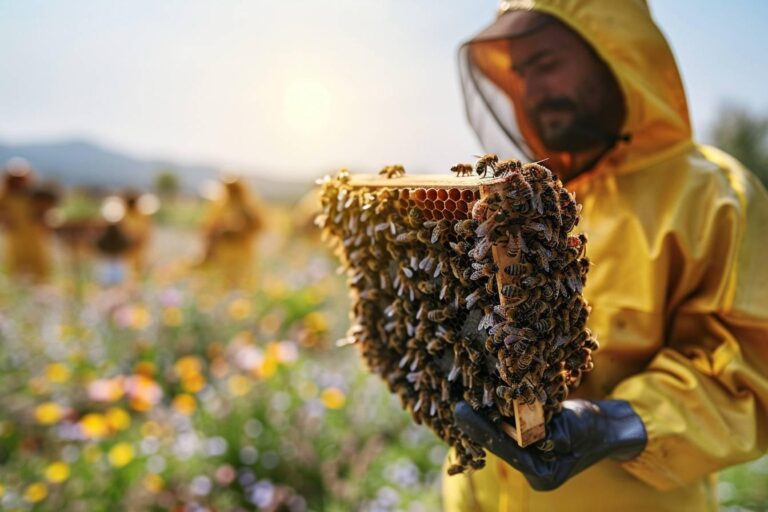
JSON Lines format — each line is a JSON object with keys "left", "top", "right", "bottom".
{"left": 454, "top": 399, "right": 647, "bottom": 491}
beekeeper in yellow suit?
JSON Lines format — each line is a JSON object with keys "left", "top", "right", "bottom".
{"left": 198, "top": 176, "right": 263, "bottom": 287}
{"left": 120, "top": 190, "right": 152, "bottom": 278}
{"left": 445, "top": 1, "right": 768, "bottom": 511}
{"left": 0, "top": 160, "right": 52, "bottom": 282}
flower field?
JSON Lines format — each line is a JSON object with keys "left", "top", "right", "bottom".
{"left": 0, "top": 204, "right": 765, "bottom": 511}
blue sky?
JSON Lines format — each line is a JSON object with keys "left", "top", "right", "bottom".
{"left": 1, "top": 0, "right": 766, "bottom": 180}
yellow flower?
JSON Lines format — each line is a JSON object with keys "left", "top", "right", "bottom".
{"left": 0, "top": 482, "right": 4, "bottom": 497}
{"left": 130, "top": 306, "right": 151, "bottom": 330}
{"left": 257, "top": 356, "right": 278, "bottom": 379}
{"left": 23, "top": 482, "right": 48, "bottom": 503}
{"left": 108, "top": 442, "right": 134, "bottom": 467}
{"left": 45, "top": 462, "right": 70, "bottom": 483}
{"left": 143, "top": 473, "right": 164, "bottom": 493}
{"left": 35, "top": 402, "right": 63, "bottom": 425}
{"left": 79, "top": 413, "right": 110, "bottom": 439}
{"left": 228, "top": 298, "right": 251, "bottom": 320}
{"left": 227, "top": 375, "right": 252, "bottom": 397}
{"left": 105, "top": 407, "right": 131, "bottom": 431}
{"left": 171, "top": 394, "right": 197, "bottom": 415}
{"left": 304, "top": 311, "right": 329, "bottom": 332}
{"left": 264, "top": 279, "right": 287, "bottom": 300}
{"left": 182, "top": 373, "right": 206, "bottom": 393}
{"left": 134, "top": 361, "right": 156, "bottom": 377}
{"left": 45, "top": 363, "right": 71, "bottom": 383}
{"left": 162, "top": 307, "right": 183, "bottom": 327}
{"left": 174, "top": 356, "right": 203, "bottom": 379}
{"left": 321, "top": 387, "right": 346, "bottom": 410}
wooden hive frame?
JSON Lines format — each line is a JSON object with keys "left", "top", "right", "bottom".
{"left": 347, "top": 174, "right": 546, "bottom": 447}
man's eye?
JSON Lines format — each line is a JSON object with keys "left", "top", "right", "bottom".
{"left": 535, "top": 59, "right": 559, "bottom": 73}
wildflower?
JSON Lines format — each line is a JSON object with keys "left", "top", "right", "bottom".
{"left": 228, "top": 298, "right": 251, "bottom": 320}
{"left": 174, "top": 356, "right": 203, "bottom": 379}
{"left": 172, "top": 394, "right": 197, "bottom": 415}
{"left": 105, "top": 407, "right": 131, "bottom": 431}
{"left": 44, "top": 362, "right": 71, "bottom": 383}
{"left": 35, "top": 402, "right": 63, "bottom": 425}
{"left": 108, "top": 442, "right": 135, "bottom": 467}
{"left": 23, "top": 482, "right": 48, "bottom": 503}
{"left": 227, "top": 375, "right": 252, "bottom": 397}
{"left": 79, "top": 413, "right": 110, "bottom": 439}
{"left": 321, "top": 387, "right": 346, "bottom": 410}
{"left": 45, "top": 462, "right": 70, "bottom": 483}
{"left": 304, "top": 311, "right": 329, "bottom": 333}
{"left": 134, "top": 361, "right": 156, "bottom": 377}
{"left": 87, "top": 378, "right": 124, "bottom": 403}
{"left": 143, "top": 473, "right": 164, "bottom": 494}
{"left": 162, "top": 307, "right": 183, "bottom": 327}
{"left": 129, "top": 305, "right": 152, "bottom": 330}
{"left": 124, "top": 374, "right": 163, "bottom": 411}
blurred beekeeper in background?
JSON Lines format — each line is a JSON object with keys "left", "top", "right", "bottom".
{"left": 447, "top": 1, "right": 768, "bottom": 510}
{"left": 0, "top": 158, "right": 57, "bottom": 283}
{"left": 197, "top": 175, "right": 264, "bottom": 288}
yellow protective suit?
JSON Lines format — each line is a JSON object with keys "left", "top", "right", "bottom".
{"left": 0, "top": 190, "right": 51, "bottom": 282}
{"left": 121, "top": 204, "right": 152, "bottom": 277}
{"left": 198, "top": 179, "right": 263, "bottom": 288}
{"left": 444, "top": 1, "right": 768, "bottom": 511}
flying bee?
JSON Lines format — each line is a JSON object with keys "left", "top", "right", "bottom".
{"left": 451, "top": 163, "right": 474, "bottom": 177}
{"left": 379, "top": 164, "right": 405, "bottom": 179}
{"left": 474, "top": 153, "right": 499, "bottom": 178}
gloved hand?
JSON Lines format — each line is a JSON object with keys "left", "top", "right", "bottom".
{"left": 454, "top": 399, "right": 647, "bottom": 491}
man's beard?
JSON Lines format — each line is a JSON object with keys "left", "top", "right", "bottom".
{"left": 528, "top": 98, "right": 608, "bottom": 152}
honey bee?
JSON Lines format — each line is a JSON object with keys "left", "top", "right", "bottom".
{"left": 504, "top": 263, "right": 530, "bottom": 276}
{"left": 379, "top": 164, "right": 406, "bottom": 179}
{"left": 496, "top": 159, "right": 523, "bottom": 176}
{"left": 453, "top": 219, "right": 477, "bottom": 238}
{"left": 474, "top": 153, "right": 499, "bottom": 178}
{"left": 514, "top": 382, "right": 537, "bottom": 404}
{"left": 451, "top": 163, "right": 474, "bottom": 177}
{"left": 427, "top": 308, "right": 452, "bottom": 322}
{"left": 471, "top": 199, "right": 489, "bottom": 221}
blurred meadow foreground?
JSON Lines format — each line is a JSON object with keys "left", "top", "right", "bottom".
{"left": 0, "top": 170, "right": 446, "bottom": 511}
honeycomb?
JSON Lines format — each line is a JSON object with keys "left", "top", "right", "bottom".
{"left": 316, "top": 157, "right": 597, "bottom": 474}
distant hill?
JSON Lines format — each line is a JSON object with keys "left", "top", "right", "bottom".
{"left": 0, "top": 139, "right": 310, "bottom": 202}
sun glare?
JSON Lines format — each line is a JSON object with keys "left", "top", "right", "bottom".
{"left": 282, "top": 78, "right": 332, "bottom": 135}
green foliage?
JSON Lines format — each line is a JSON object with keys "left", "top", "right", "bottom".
{"left": 711, "top": 103, "right": 768, "bottom": 186}
{"left": 154, "top": 170, "right": 180, "bottom": 198}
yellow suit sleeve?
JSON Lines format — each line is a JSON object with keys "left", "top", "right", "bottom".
{"left": 610, "top": 166, "right": 768, "bottom": 491}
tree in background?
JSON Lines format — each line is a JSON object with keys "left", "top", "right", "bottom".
{"left": 710, "top": 103, "right": 768, "bottom": 187}
{"left": 154, "top": 169, "right": 179, "bottom": 198}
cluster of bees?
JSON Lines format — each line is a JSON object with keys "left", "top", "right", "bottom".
{"left": 316, "top": 155, "right": 597, "bottom": 474}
